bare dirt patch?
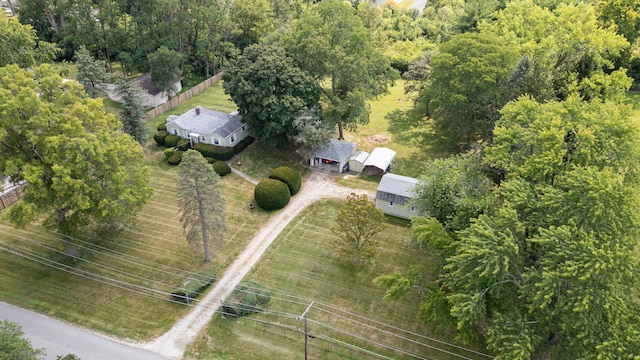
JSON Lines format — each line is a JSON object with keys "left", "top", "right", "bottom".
{"left": 367, "top": 134, "right": 390, "bottom": 144}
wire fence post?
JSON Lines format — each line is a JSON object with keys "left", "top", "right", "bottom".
{"left": 297, "top": 301, "right": 314, "bottom": 360}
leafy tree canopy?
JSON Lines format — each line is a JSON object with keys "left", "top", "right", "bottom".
{"left": 223, "top": 43, "right": 320, "bottom": 148}
{"left": 442, "top": 95, "right": 640, "bottom": 359}
{"left": 0, "top": 16, "right": 58, "bottom": 68}
{"left": 0, "top": 65, "right": 153, "bottom": 255}
{"left": 0, "top": 320, "right": 44, "bottom": 360}
{"left": 74, "top": 45, "right": 109, "bottom": 98}
{"left": 425, "top": 32, "right": 519, "bottom": 148}
{"left": 284, "top": 0, "right": 399, "bottom": 139}
{"left": 148, "top": 46, "right": 183, "bottom": 98}
{"left": 479, "top": 0, "right": 630, "bottom": 101}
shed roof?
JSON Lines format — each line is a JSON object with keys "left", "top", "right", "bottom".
{"left": 135, "top": 73, "right": 182, "bottom": 96}
{"left": 349, "top": 150, "right": 370, "bottom": 164}
{"left": 363, "top": 147, "right": 396, "bottom": 171}
{"left": 168, "top": 106, "right": 244, "bottom": 138}
{"left": 314, "top": 139, "right": 356, "bottom": 164}
{"left": 377, "top": 173, "right": 418, "bottom": 198}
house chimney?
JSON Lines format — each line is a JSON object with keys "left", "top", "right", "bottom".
{"left": 195, "top": 106, "right": 201, "bottom": 115}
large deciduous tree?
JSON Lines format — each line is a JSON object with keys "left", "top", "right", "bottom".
{"left": 222, "top": 43, "right": 321, "bottom": 147}
{"left": 148, "top": 46, "right": 183, "bottom": 99}
{"left": 424, "top": 32, "right": 519, "bottom": 148}
{"left": 331, "top": 193, "right": 386, "bottom": 266}
{"left": 74, "top": 45, "right": 110, "bottom": 98}
{"left": 444, "top": 95, "right": 640, "bottom": 358}
{"left": 177, "top": 150, "right": 226, "bottom": 263}
{"left": 479, "top": 0, "right": 630, "bottom": 102}
{"left": 0, "top": 65, "right": 153, "bottom": 257}
{"left": 115, "top": 79, "right": 147, "bottom": 143}
{"left": 285, "top": 0, "right": 398, "bottom": 140}
{"left": 0, "top": 16, "right": 58, "bottom": 68}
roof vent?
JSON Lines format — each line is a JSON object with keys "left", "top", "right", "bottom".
{"left": 195, "top": 106, "right": 201, "bottom": 115}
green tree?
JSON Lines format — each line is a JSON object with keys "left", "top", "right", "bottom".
{"left": 148, "top": 46, "right": 183, "bottom": 99}
{"left": 0, "top": 16, "right": 58, "bottom": 68}
{"left": 0, "top": 320, "right": 44, "bottom": 360}
{"left": 292, "top": 107, "right": 334, "bottom": 163}
{"left": 424, "top": 32, "right": 519, "bottom": 148}
{"left": 413, "top": 153, "right": 495, "bottom": 233}
{"left": 331, "top": 193, "right": 386, "bottom": 266}
{"left": 74, "top": 45, "right": 110, "bottom": 98}
{"left": 285, "top": 0, "right": 399, "bottom": 140}
{"left": 597, "top": 0, "right": 640, "bottom": 45}
{"left": 177, "top": 150, "right": 226, "bottom": 263}
{"left": 229, "top": 0, "right": 274, "bottom": 48}
{"left": 442, "top": 95, "right": 640, "bottom": 359}
{"left": 115, "top": 79, "right": 147, "bottom": 143}
{"left": 222, "top": 43, "right": 320, "bottom": 147}
{"left": 479, "top": 0, "right": 630, "bottom": 102}
{"left": 0, "top": 65, "right": 153, "bottom": 256}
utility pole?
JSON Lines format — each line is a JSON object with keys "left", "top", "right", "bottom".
{"left": 297, "top": 301, "right": 314, "bottom": 360}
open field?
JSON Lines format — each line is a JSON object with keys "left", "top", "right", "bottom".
{"left": 0, "top": 164, "right": 272, "bottom": 341}
{"left": 186, "top": 200, "right": 490, "bottom": 360}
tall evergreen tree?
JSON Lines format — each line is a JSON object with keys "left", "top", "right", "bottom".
{"left": 74, "top": 45, "right": 110, "bottom": 98}
{"left": 177, "top": 150, "right": 226, "bottom": 263}
{"left": 115, "top": 79, "right": 147, "bottom": 143}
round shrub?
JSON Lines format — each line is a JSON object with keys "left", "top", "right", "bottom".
{"left": 154, "top": 130, "right": 168, "bottom": 145}
{"left": 176, "top": 138, "right": 191, "bottom": 151}
{"left": 164, "top": 148, "right": 176, "bottom": 159}
{"left": 268, "top": 166, "right": 302, "bottom": 195}
{"left": 212, "top": 161, "right": 232, "bottom": 176}
{"left": 167, "top": 150, "right": 185, "bottom": 165}
{"left": 254, "top": 179, "right": 290, "bottom": 210}
{"left": 164, "top": 134, "right": 181, "bottom": 147}
{"left": 204, "top": 157, "right": 216, "bottom": 164}
{"left": 157, "top": 123, "right": 167, "bottom": 131}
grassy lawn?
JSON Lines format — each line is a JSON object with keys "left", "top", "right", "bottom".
{"left": 0, "top": 160, "right": 272, "bottom": 341}
{"left": 343, "top": 80, "right": 450, "bottom": 179}
{"left": 185, "top": 200, "right": 489, "bottom": 360}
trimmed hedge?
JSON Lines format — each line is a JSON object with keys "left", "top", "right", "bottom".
{"left": 171, "top": 269, "right": 216, "bottom": 303}
{"left": 233, "top": 136, "right": 255, "bottom": 154}
{"left": 176, "top": 138, "right": 191, "bottom": 151}
{"left": 164, "top": 148, "right": 176, "bottom": 159}
{"left": 157, "top": 123, "right": 167, "bottom": 131}
{"left": 212, "top": 161, "right": 232, "bottom": 176}
{"left": 254, "top": 178, "right": 290, "bottom": 210}
{"left": 222, "top": 281, "right": 271, "bottom": 317}
{"left": 154, "top": 130, "right": 168, "bottom": 145}
{"left": 193, "top": 143, "right": 235, "bottom": 161}
{"left": 204, "top": 157, "right": 216, "bottom": 164}
{"left": 167, "top": 150, "right": 185, "bottom": 165}
{"left": 268, "top": 166, "right": 302, "bottom": 195}
{"left": 164, "top": 134, "right": 181, "bottom": 147}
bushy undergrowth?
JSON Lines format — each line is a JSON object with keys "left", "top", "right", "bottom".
{"left": 221, "top": 281, "right": 270, "bottom": 317}
{"left": 171, "top": 269, "right": 216, "bottom": 303}
{"left": 254, "top": 179, "right": 290, "bottom": 210}
{"left": 154, "top": 131, "right": 168, "bottom": 145}
{"left": 212, "top": 161, "right": 232, "bottom": 176}
{"left": 268, "top": 166, "right": 301, "bottom": 195}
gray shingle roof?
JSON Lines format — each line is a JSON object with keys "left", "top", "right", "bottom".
{"left": 350, "top": 150, "right": 370, "bottom": 163}
{"left": 314, "top": 139, "right": 356, "bottom": 164}
{"left": 170, "top": 107, "right": 244, "bottom": 138}
{"left": 377, "top": 173, "right": 418, "bottom": 198}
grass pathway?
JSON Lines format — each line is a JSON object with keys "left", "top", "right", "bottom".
{"left": 142, "top": 170, "right": 375, "bottom": 359}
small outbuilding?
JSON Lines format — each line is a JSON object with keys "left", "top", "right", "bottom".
{"left": 363, "top": 147, "right": 396, "bottom": 176}
{"left": 375, "top": 173, "right": 419, "bottom": 220}
{"left": 312, "top": 139, "right": 356, "bottom": 173}
{"left": 348, "top": 150, "right": 370, "bottom": 173}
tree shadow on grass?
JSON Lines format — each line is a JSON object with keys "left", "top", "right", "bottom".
{"left": 386, "top": 107, "right": 453, "bottom": 159}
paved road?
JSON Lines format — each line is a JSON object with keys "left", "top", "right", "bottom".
{"left": 0, "top": 302, "right": 168, "bottom": 360}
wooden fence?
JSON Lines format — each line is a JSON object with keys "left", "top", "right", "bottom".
{"left": 144, "top": 72, "right": 223, "bottom": 122}
{"left": 0, "top": 182, "right": 26, "bottom": 210}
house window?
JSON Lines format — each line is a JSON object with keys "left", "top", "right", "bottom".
{"left": 172, "top": 128, "right": 179, "bottom": 135}
{"left": 213, "top": 138, "right": 220, "bottom": 145}
{"left": 410, "top": 206, "right": 416, "bottom": 212}
{"left": 389, "top": 201, "right": 394, "bottom": 207}
{"left": 230, "top": 134, "right": 236, "bottom": 143}
{"left": 200, "top": 135, "right": 206, "bottom": 142}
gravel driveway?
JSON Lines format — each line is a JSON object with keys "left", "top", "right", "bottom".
{"left": 143, "top": 170, "right": 375, "bottom": 359}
